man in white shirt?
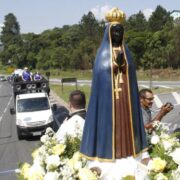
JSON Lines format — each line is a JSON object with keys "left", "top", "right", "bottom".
{"left": 56, "top": 90, "right": 86, "bottom": 142}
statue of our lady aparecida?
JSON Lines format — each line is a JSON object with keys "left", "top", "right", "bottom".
{"left": 80, "top": 7, "right": 149, "bottom": 179}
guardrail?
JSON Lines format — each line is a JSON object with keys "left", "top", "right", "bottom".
{"left": 61, "top": 78, "right": 77, "bottom": 92}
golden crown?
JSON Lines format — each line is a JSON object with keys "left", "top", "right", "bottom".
{"left": 105, "top": 7, "right": 126, "bottom": 23}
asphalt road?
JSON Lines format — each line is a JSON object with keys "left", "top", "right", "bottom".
{"left": 0, "top": 81, "right": 40, "bottom": 180}
{"left": 0, "top": 81, "right": 69, "bottom": 180}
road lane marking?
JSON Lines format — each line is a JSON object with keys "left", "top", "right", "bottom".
{"left": 0, "top": 168, "right": 20, "bottom": 175}
{"left": 154, "top": 94, "right": 163, "bottom": 108}
{"left": 157, "top": 85, "right": 174, "bottom": 89}
{"left": 138, "top": 85, "right": 149, "bottom": 88}
{"left": 172, "top": 92, "right": 180, "bottom": 104}
{"left": 0, "top": 96, "right": 12, "bottom": 124}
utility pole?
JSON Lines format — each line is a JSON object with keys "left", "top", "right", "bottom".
{"left": 149, "top": 62, "right": 153, "bottom": 89}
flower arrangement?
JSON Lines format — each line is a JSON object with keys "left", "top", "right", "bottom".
{"left": 16, "top": 119, "right": 180, "bottom": 180}
{"left": 147, "top": 121, "right": 180, "bottom": 179}
{"left": 17, "top": 127, "right": 99, "bottom": 180}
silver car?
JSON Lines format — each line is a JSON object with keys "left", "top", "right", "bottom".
{"left": 0, "top": 76, "right": 7, "bottom": 81}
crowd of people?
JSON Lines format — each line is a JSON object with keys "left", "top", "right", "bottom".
{"left": 11, "top": 67, "right": 43, "bottom": 82}
{"left": 22, "top": 67, "right": 43, "bottom": 81}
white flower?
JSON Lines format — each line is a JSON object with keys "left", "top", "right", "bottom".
{"left": 152, "top": 121, "right": 160, "bottom": 128}
{"left": 170, "top": 147, "right": 180, "bottom": 165}
{"left": 160, "top": 133, "right": 169, "bottom": 139}
{"left": 78, "top": 167, "right": 97, "bottom": 180}
{"left": 46, "top": 155, "right": 61, "bottom": 171}
{"left": 151, "top": 135, "right": 160, "bottom": 145}
{"left": 76, "top": 161, "right": 83, "bottom": 169}
{"left": 44, "top": 171, "right": 59, "bottom": 180}
{"left": 154, "top": 172, "right": 168, "bottom": 180}
{"left": 148, "top": 157, "right": 166, "bottom": 172}
{"left": 28, "top": 162, "right": 45, "bottom": 178}
{"left": 59, "top": 164, "right": 75, "bottom": 178}
{"left": 33, "top": 156, "right": 44, "bottom": 166}
{"left": 45, "top": 127, "right": 55, "bottom": 137}
{"left": 171, "top": 165, "right": 180, "bottom": 179}
{"left": 162, "top": 139, "right": 173, "bottom": 151}
{"left": 40, "top": 135, "right": 48, "bottom": 143}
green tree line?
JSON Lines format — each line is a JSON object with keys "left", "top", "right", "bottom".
{"left": 0, "top": 5, "right": 180, "bottom": 70}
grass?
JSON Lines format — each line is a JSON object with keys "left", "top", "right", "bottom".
{"left": 50, "top": 84, "right": 180, "bottom": 104}
{"left": 137, "top": 68, "right": 180, "bottom": 81}
{"left": 50, "top": 84, "right": 91, "bottom": 105}
{"left": 1, "top": 66, "right": 180, "bottom": 103}
{"left": 42, "top": 69, "right": 93, "bottom": 80}
{"left": 1, "top": 66, "right": 180, "bottom": 81}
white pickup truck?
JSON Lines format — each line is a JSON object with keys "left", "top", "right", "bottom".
{"left": 10, "top": 74, "right": 56, "bottom": 139}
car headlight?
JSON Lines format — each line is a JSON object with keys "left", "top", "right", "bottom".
{"left": 16, "top": 119, "right": 26, "bottom": 126}
{"left": 47, "top": 115, "right": 53, "bottom": 123}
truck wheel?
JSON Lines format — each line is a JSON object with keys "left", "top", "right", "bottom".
{"left": 17, "top": 127, "right": 23, "bottom": 140}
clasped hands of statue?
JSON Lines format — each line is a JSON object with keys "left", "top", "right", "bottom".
{"left": 113, "top": 50, "right": 125, "bottom": 74}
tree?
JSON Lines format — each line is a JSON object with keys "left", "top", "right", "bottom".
{"left": 0, "top": 13, "right": 22, "bottom": 65}
{"left": 141, "top": 32, "right": 167, "bottom": 69}
{"left": 170, "top": 25, "right": 180, "bottom": 68}
{"left": 125, "top": 11, "right": 147, "bottom": 32}
{"left": 0, "top": 13, "right": 21, "bottom": 47}
{"left": 79, "top": 12, "right": 100, "bottom": 43}
{"left": 148, "top": 5, "right": 171, "bottom": 32}
{"left": 125, "top": 30, "right": 148, "bottom": 68}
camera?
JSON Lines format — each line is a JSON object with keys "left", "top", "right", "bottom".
{"left": 164, "top": 102, "right": 174, "bottom": 109}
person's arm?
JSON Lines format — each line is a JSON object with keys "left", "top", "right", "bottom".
{"left": 22, "top": 72, "right": 25, "bottom": 81}
{"left": 30, "top": 73, "right": 33, "bottom": 81}
{"left": 145, "top": 103, "right": 173, "bottom": 130}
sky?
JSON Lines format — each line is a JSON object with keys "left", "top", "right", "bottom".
{"left": 0, "top": 0, "right": 180, "bottom": 34}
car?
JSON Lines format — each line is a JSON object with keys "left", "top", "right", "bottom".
{"left": 0, "top": 76, "right": 7, "bottom": 81}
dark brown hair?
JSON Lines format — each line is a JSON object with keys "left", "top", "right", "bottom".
{"left": 69, "top": 90, "right": 86, "bottom": 109}
{"left": 139, "top": 88, "right": 153, "bottom": 98}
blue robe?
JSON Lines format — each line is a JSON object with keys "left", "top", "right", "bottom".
{"left": 80, "top": 24, "right": 147, "bottom": 161}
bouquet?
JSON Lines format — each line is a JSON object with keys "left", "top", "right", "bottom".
{"left": 147, "top": 121, "right": 180, "bottom": 179}
{"left": 17, "top": 127, "right": 99, "bottom": 180}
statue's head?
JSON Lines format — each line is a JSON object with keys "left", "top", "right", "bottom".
{"left": 105, "top": 7, "right": 125, "bottom": 47}
{"left": 110, "top": 24, "right": 124, "bottom": 47}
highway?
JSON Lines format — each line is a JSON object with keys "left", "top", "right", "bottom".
{"left": 50, "top": 78, "right": 180, "bottom": 89}
{"left": 0, "top": 81, "right": 40, "bottom": 180}
{"left": 0, "top": 80, "right": 179, "bottom": 179}
{"left": 0, "top": 81, "right": 69, "bottom": 180}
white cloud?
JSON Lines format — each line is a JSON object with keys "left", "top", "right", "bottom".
{"left": 142, "top": 8, "right": 154, "bottom": 20}
{"left": 171, "top": 11, "right": 180, "bottom": 19}
{"left": 0, "top": 23, "right": 4, "bottom": 33}
{"left": 91, "top": 5, "right": 112, "bottom": 21}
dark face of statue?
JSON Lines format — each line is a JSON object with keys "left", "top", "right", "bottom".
{"left": 110, "top": 24, "right": 124, "bottom": 47}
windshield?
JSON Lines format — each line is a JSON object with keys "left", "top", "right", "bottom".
{"left": 17, "top": 97, "right": 50, "bottom": 112}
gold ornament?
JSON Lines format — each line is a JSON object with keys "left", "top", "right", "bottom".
{"left": 105, "top": 7, "right": 126, "bottom": 23}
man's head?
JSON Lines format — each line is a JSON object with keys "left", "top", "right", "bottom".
{"left": 69, "top": 90, "right": 86, "bottom": 111}
{"left": 24, "top": 67, "right": 28, "bottom": 70}
{"left": 139, "top": 88, "right": 154, "bottom": 109}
